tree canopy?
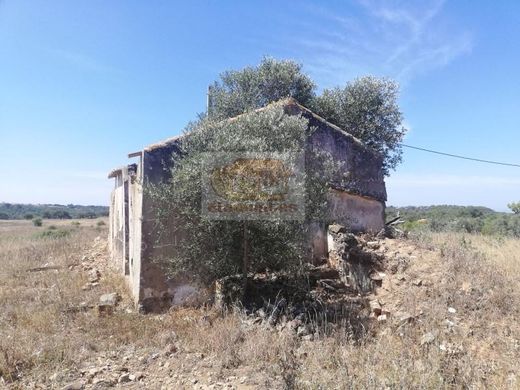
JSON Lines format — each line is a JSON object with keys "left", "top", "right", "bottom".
{"left": 208, "top": 57, "right": 315, "bottom": 121}
{"left": 208, "top": 58, "right": 406, "bottom": 175}
{"left": 508, "top": 202, "right": 520, "bottom": 214}
{"left": 150, "top": 105, "right": 336, "bottom": 283}
{"left": 311, "top": 77, "right": 406, "bottom": 175}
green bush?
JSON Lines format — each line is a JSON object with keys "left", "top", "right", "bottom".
{"left": 32, "top": 218, "right": 42, "bottom": 227}
{"left": 387, "top": 206, "right": 520, "bottom": 238}
{"left": 35, "top": 229, "right": 71, "bottom": 239}
{"left": 96, "top": 220, "right": 106, "bottom": 227}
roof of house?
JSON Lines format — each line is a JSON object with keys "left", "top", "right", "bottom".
{"left": 107, "top": 164, "right": 137, "bottom": 179}
{"left": 107, "top": 167, "right": 124, "bottom": 179}
{"left": 128, "top": 98, "right": 375, "bottom": 155}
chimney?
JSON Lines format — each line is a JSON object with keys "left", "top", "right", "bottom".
{"left": 206, "top": 85, "right": 213, "bottom": 116}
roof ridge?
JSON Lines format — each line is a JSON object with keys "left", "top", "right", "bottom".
{"left": 132, "top": 97, "right": 375, "bottom": 156}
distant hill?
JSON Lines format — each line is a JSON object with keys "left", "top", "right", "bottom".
{"left": 0, "top": 203, "right": 109, "bottom": 220}
{"left": 386, "top": 205, "right": 519, "bottom": 237}
{"left": 386, "top": 205, "right": 498, "bottom": 220}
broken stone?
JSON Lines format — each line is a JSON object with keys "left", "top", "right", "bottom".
{"left": 447, "top": 307, "right": 457, "bottom": 314}
{"left": 162, "top": 343, "right": 178, "bottom": 356}
{"left": 88, "top": 269, "right": 101, "bottom": 283}
{"left": 296, "top": 324, "right": 311, "bottom": 337}
{"left": 412, "top": 279, "right": 423, "bottom": 287}
{"left": 61, "top": 381, "right": 85, "bottom": 390}
{"left": 398, "top": 312, "right": 414, "bottom": 324}
{"left": 92, "top": 378, "right": 114, "bottom": 388}
{"left": 366, "top": 241, "right": 380, "bottom": 249}
{"left": 328, "top": 224, "right": 346, "bottom": 234}
{"left": 118, "top": 373, "right": 131, "bottom": 383}
{"left": 99, "top": 292, "right": 120, "bottom": 306}
{"left": 369, "top": 299, "right": 382, "bottom": 316}
{"left": 287, "top": 318, "right": 303, "bottom": 332}
{"left": 445, "top": 319, "right": 456, "bottom": 329}
{"left": 461, "top": 281, "right": 472, "bottom": 293}
{"left": 420, "top": 332, "right": 436, "bottom": 346}
{"left": 377, "top": 314, "right": 388, "bottom": 322}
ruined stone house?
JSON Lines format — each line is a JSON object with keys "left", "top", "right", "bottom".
{"left": 108, "top": 98, "right": 387, "bottom": 312}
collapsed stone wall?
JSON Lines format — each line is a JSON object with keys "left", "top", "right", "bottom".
{"left": 327, "top": 224, "right": 384, "bottom": 293}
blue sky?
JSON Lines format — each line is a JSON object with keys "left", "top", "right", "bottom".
{"left": 1, "top": 1, "right": 519, "bottom": 210}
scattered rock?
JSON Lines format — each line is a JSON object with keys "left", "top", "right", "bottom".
{"left": 445, "top": 319, "right": 456, "bottom": 329}
{"left": 118, "top": 373, "right": 131, "bottom": 383}
{"left": 369, "top": 299, "right": 382, "bottom": 316}
{"left": 61, "top": 381, "right": 85, "bottom": 390}
{"left": 328, "top": 224, "right": 347, "bottom": 234}
{"left": 420, "top": 332, "right": 436, "bottom": 346}
{"left": 461, "top": 281, "right": 472, "bottom": 293}
{"left": 91, "top": 378, "right": 115, "bottom": 388}
{"left": 412, "top": 279, "right": 423, "bottom": 287}
{"left": 99, "top": 292, "right": 120, "bottom": 306}
{"left": 88, "top": 269, "right": 101, "bottom": 283}
{"left": 162, "top": 343, "right": 178, "bottom": 356}
{"left": 366, "top": 241, "right": 380, "bottom": 249}
{"left": 297, "top": 324, "right": 311, "bottom": 337}
{"left": 447, "top": 307, "right": 457, "bottom": 314}
{"left": 398, "top": 312, "right": 415, "bottom": 324}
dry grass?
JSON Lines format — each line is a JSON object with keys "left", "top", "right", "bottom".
{"left": 0, "top": 221, "right": 519, "bottom": 389}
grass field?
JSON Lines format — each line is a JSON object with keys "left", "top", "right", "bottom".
{"left": 0, "top": 220, "right": 519, "bottom": 389}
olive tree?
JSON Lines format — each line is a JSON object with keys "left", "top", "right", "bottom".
{"left": 508, "top": 202, "right": 520, "bottom": 214}
{"left": 208, "top": 57, "right": 316, "bottom": 120}
{"left": 149, "top": 105, "right": 335, "bottom": 284}
{"left": 208, "top": 60, "right": 406, "bottom": 175}
{"left": 311, "top": 76, "right": 407, "bottom": 175}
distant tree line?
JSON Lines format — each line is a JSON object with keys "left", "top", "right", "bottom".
{"left": 0, "top": 203, "right": 108, "bottom": 220}
{"left": 387, "top": 205, "right": 520, "bottom": 237}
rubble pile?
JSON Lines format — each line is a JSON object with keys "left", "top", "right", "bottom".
{"left": 213, "top": 223, "right": 434, "bottom": 338}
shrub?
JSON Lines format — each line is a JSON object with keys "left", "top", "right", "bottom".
{"left": 23, "top": 214, "right": 33, "bottom": 220}
{"left": 35, "top": 229, "right": 71, "bottom": 239}
{"left": 96, "top": 220, "right": 106, "bottom": 227}
{"left": 32, "top": 218, "right": 42, "bottom": 227}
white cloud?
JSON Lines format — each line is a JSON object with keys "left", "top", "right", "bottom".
{"left": 291, "top": 0, "right": 473, "bottom": 86}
